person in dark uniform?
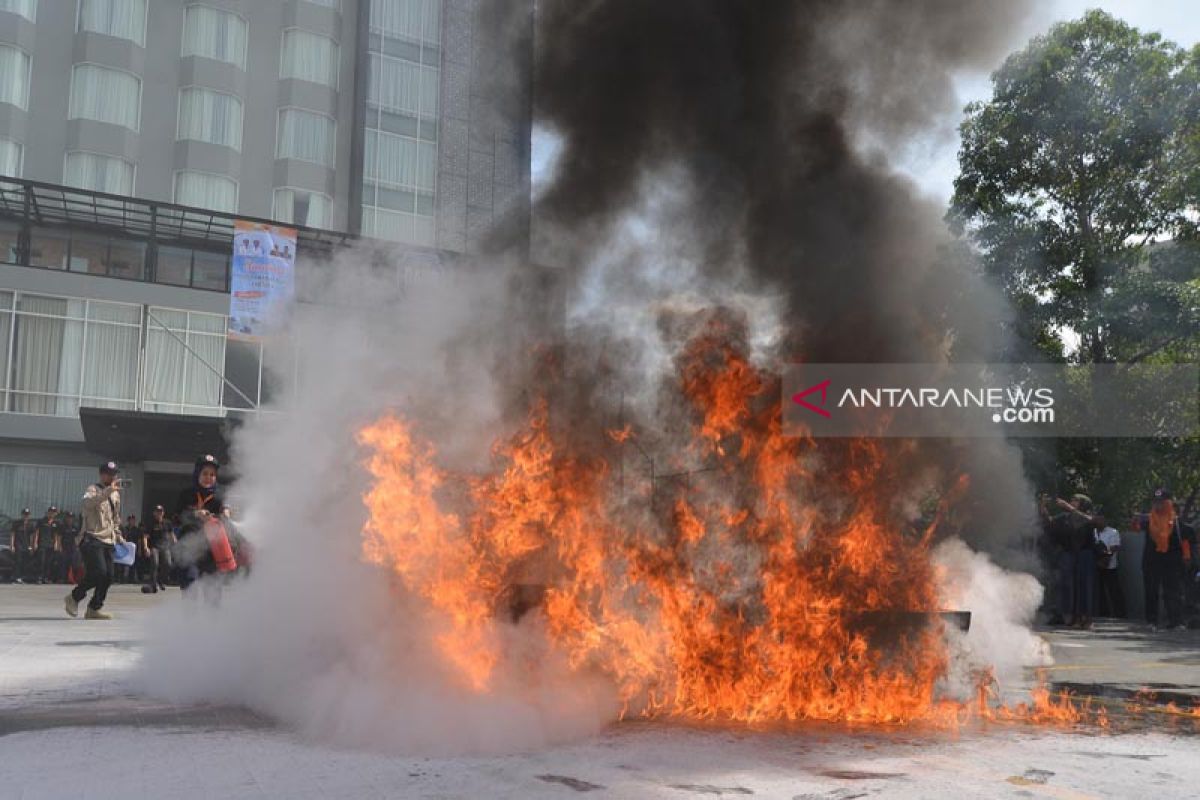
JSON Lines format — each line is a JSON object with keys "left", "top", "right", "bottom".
{"left": 1134, "top": 488, "right": 1196, "bottom": 631}
{"left": 10, "top": 508, "right": 36, "bottom": 583}
{"left": 1041, "top": 494, "right": 1101, "bottom": 627}
{"left": 34, "top": 506, "right": 61, "bottom": 584}
{"left": 174, "top": 454, "right": 227, "bottom": 591}
{"left": 140, "top": 504, "right": 175, "bottom": 593}
{"left": 59, "top": 511, "right": 80, "bottom": 583}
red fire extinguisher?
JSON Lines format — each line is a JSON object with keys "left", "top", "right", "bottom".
{"left": 204, "top": 518, "right": 238, "bottom": 573}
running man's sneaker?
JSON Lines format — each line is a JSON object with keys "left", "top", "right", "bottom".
{"left": 64, "top": 593, "right": 79, "bottom": 617}
{"left": 84, "top": 608, "right": 112, "bottom": 620}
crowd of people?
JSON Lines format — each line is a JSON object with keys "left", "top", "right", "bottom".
{"left": 1042, "top": 488, "right": 1198, "bottom": 631}
{"left": 4, "top": 455, "right": 250, "bottom": 619}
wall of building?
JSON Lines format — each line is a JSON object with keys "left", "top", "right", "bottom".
{"left": 0, "top": 0, "right": 362, "bottom": 229}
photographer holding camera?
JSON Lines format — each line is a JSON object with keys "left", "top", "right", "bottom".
{"left": 65, "top": 461, "right": 127, "bottom": 620}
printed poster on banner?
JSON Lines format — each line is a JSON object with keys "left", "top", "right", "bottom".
{"left": 229, "top": 220, "right": 296, "bottom": 340}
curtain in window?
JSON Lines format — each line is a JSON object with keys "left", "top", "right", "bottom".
{"left": 365, "top": 129, "right": 435, "bottom": 191}
{"left": 174, "top": 171, "right": 237, "bottom": 213}
{"left": 280, "top": 30, "right": 339, "bottom": 87}
{"left": 64, "top": 152, "right": 135, "bottom": 195}
{"left": 178, "top": 88, "right": 243, "bottom": 151}
{"left": 0, "top": 45, "right": 30, "bottom": 110}
{"left": 185, "top": 314, "right": 226, "bottom": 414}
{"left": 362, "top": 206, "right": 434, "bottom": 247}
{"left": 79, "top": 0, "right": 146, "bottom": 46}
{"left": 0, "top": 138, "right": 21, "bottom": 177}
{"left": 370, "top": 0, "right": 440, "bottom": 43}
{"left": 142, "top": 309, "right": 186, "bottom": 412}
{"left": 69, "top": 65, "right": 141, "bottom": 131}
{"left": 9, "top": 296, "right": 86, "bottom": 416}
{"left": 182, "top": 5, "right": 247, "bottom": 69}
{"left": 0, "top": 464, "right": 101, "bottom": 521}
{"left": 273, "top": 188, "right": 331, "bottom": 227}
{"left": 368, "top": 53, "right": 438, "bottom": 117}
{"left": 80, "top": 301, "right": 139, "bottom": 410}
{"left": 144, "top": 308, "right": 225, "bottom": 415}
{"left": 306, "top": 0, "right": 339, "bottom": 7}
{"left": 0, "top": 0, "right": 36, "bottom": 23}
{"left": 0, "top": 292, "right": 11, "bottom": 411}
{"left": 276, "top": 109, "right": 335, "bottom": 166}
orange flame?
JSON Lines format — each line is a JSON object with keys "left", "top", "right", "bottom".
{"left": 357, "top": 323, "right": 1096, "bottom": 728}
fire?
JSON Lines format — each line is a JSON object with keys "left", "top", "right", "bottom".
{"left": 356, "top": 320, "right": 1089, "bottom": 728}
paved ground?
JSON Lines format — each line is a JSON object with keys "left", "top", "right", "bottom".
{"left": 2, "top": 585, "right": 1200, "bottom": 799}
{"left": 1039, "top": 621, "right": 1200, "bottom": 706}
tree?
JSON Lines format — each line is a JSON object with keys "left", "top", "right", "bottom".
{"left": 948, "top": 11, "right": 1200, "bottom": 520}
{"left": 949, "top": 10, "right": 1198, "bottom": 365}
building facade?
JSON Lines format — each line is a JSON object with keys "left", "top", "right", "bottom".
{"left": 0, "top": 0, "right": 531, "bottom": 249}
{"left": 0, "top": 0, "right": 531, "bottom": 527}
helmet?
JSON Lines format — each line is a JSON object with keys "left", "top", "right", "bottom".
{"left": 195, "top": 454, "right": 220, "bottom": 472}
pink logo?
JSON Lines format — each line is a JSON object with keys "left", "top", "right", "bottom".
{"left": 791, "top": 379, "right": 832, "bottom": 418}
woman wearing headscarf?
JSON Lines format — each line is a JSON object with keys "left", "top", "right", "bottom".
{"left": 174, "top": 454, "right": 237, "bottom": 591}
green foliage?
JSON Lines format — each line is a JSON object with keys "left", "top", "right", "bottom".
{"left": 948, "top": 11, "right": 1200, "bottom": 520}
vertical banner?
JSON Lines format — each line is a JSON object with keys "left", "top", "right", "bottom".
{"left": 229, "top": 221, "right": 296, "bottom": 340}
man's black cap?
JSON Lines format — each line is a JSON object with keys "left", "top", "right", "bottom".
{"left": 48, "top": 505, "right": 57, "bottom": 512}
{"left": 100, "top": 461, "right": 119, "bottom": 474}
{"left": 154, "top": 504, "right": 164, "bottom": 512}
{"left": 22, "top": 508, "right": 30, "bottom": 514}
{"left": 1153, "top": 487, "right": 1172, "bottom": 500}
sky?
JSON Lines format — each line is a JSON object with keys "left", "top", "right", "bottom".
{"left": 532, "top": 2, "right": 1200, "bottom": 207}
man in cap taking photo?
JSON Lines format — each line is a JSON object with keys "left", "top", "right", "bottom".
{"left": 65, "top": 461, "right": 126, "bottom": 619}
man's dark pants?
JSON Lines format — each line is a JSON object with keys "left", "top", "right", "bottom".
{"left": 14, "top": 547, "right": 36, "bottom": 581}
{"left": 1143, "top": 549, "right": 1184, "bottom": 627}
{"left": 1096, "top": 567, "right": 1125, "bottom": 618}
{"left": 71, "top": 537, "right": 114, "bottom": 611}
{"left": 36, "top": 547, "right": 56, "bottom": 582}
{"left": 150, "top": 545, "right": 172, "bottom": 587}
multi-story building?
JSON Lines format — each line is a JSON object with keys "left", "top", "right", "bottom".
{"left": 0, "top": 0, "right": 532, "bottom": 522}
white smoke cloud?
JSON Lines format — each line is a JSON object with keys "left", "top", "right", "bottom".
{"left": 139, "top": 245, "right": 619, "bottom": 755}
{"left": 935, "top": 537, "right": 1052, "bottom": 699}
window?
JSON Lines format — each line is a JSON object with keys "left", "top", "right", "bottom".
{"left": 273, "top": 188, "right": 331, "bottom": 228}
{"left": 365, "top": 129, "right": 435, "bottom": 192}
{"left": 0, "top": 137, "right": 21, "bottom": 177}
{"left": 67, "top": 233, "right": 108, "bottom": 275}
{"left": 106, "top": 238, "right": 146, "bottom": 280}
{"left": 143, "top": 307, "right": 226, "bottom": 415}
{"left": 0, "top": 45, "right": 31, "bottom": 110}
{"left": 29, "top": 228, "right": 68, "bottom": 269}
{"left": 368, "top": 53, "right": 439, "bottom": 118}
{"left": 0, "top": 291, "right": 8, "bottom": 411}
{"left": 63, "top": 151, "right": 135, "bottom": 195}
{"left": 0, "top": 0, "right": 36, "bottom": 23}
{"left": 280, "top": 29, "right": 338, "bottom": 87}
{"left": 174, "top": 170, "right": 237, "bottom": 213}
{"left": 276, "top": 108, "right": 335, "bottom": 166}
{"left": 182, "top": 5, "right": 248, "bottom": 69}
{"left": 78, "top": 0, "right": 147, "bottom": 47}
{"left": 177, "top": 87, "right": 243, "bottom": 150}
{"left": 370, "top": 0, "right": 440, "bottom": 44}
{"left": 0, "top": 220, "right": 19, "bottom": 263}
{"left": 305, "top": 0, "right": 339, "bottom": 7}
{"left": 192, "top": 250, "right": 228, "bottom": 291}
{"left": 361, "top": 207, "right": 434, "bottom": 247}
{"left": 6, "top": 294, "right": 140, "bottom": 415}
{"left": 155, "top": 245, "right": 192, "bottom": 286}
{"left": 68, "top": 65, "right": 141, "bottom": 131}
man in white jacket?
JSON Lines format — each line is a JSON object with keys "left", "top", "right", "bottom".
{"left": 65, "top": 461, "right": 125, "bottom": 620}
